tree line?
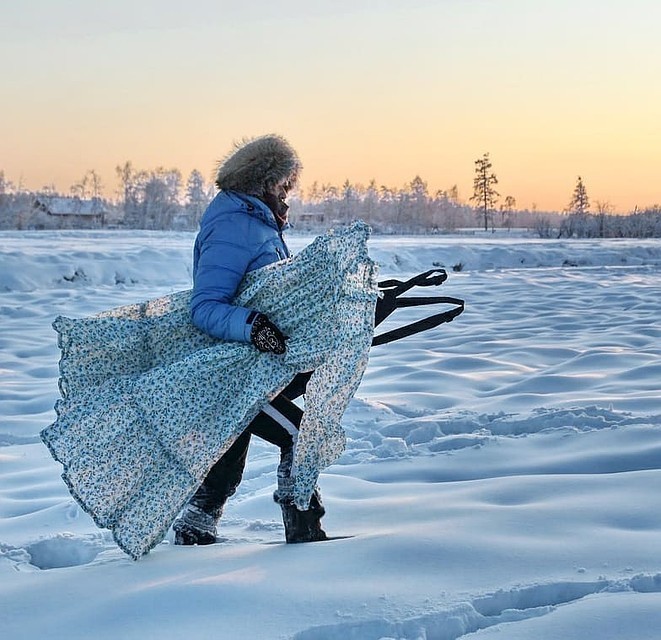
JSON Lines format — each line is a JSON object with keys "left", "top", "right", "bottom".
{"left": 1, "top": 158, "right": 660, "bottom": 238}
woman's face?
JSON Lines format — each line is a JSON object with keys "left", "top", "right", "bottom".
{"left": 270, "top": 178, "right": 292, "bottom": 202}
{"left": 263, "top": 178, "right": 293, "bottom": 225}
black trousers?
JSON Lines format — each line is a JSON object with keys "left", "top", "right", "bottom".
{"left": 189, "top": 391, "right": 304, "bottom": 517}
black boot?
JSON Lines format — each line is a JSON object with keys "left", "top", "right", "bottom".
{"left": 174, "top": 432, "right": 251, "bottom": 546}
{"left": 280, "top": 492, "right": 328, "bottom": 543}
{"left": 173, "top": 505, "right": 219, "bottom": 546}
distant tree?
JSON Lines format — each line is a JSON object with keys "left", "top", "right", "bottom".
{"left": 533, "top": 215, "right": 554, "bottom": 238}
{"left": 70, "top": 170, "right": 103, "bottom": 200}
{"left": 114, "top": 163, "right": 183, "bottom": 229}
{"left": 408, "top": 175, "right": 431, "bottom": 227}
{"left": 559, "top": 176, "right": 591, "bottom": 238}
{"left": 116, "top": 161, "right": 134, "bottom": 204}
{"left": 321, "top": 183, "right": 339, "bottom": 224}
{"left": 595, "top": 200, "right": 613, "bottom": 215}
{"left": 377, "top": 185, "right": 397, "bottom": 229}
{"left": 379, "top": 184, "right": 395, "bottom": 204}
{"left": 88, "top": 170, "right": 103, "bottom": 199}
{"left": 394, "top": 186, "right": 412, "bottom": 228}
{"left": 39, "top": 184, "right": 57, "bottom": 196}
{"left": 115, "top": 161, "right": 140, "bottom": 226}
{"left": 307, "top": 181, "right": 322, "bottom": 205}
{"left": 500, "top": 195, "right": 516, "bottom": 230}
{"left": 340, "top": 179, "right": 356, "bottom": 224}
{"left": 141, "top": 167, "right": 182, "bottom": 229}
{"left": 595, "top": 200, "right": 614, "bottom": 237}
{"left": 363, "top": 179, "right": 378, "bottom": 224}
{"left": 0, "top": 171, "right": 10, "bottom": 229}
{"left": 433, "top": 188, "right": 456, "bottom": 230}
{"left": 186, "top": 169, "right": 209, "bottom": 227}
{"left": 70, "top": 174, "right": 88, "bottom": 199}
{"left": 409, "top": 175, "right": 428, "bottom": 201}
{"left": 567, "top": 176, "right": 590, "bottom": 215}
{"left": 470, "top": 153, "right": 499, "bottom": 231}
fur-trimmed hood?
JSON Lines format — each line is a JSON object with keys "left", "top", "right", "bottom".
{"left": 215, "top": 134, "right": 301, "bottom": 196}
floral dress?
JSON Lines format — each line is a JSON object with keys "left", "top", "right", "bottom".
{"left": 41, "top": 222, "right": 379, "bottom": 559}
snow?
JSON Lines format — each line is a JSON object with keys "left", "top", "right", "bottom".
{"left": 1, "top": 228, "right": 660, "bottom": 640}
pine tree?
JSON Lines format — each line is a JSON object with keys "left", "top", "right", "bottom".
{"left": 470, "top": 153, "right": 499, "bottom": 231}
{"left": 567, "top": 176, "right": 590, "bottom": 215}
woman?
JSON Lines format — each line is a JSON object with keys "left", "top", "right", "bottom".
{"left": 173, "top": 134, "right": 327, "bottom": 546}
{"left": 42, "top": 134, "right": 378, "bottom": 559}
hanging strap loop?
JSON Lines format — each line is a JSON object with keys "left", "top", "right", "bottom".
{"left": 372, "top": 269, "right": 465, "bottom": 346}
{"left": 282, "top": 269, "right": 465, "bottom": 399}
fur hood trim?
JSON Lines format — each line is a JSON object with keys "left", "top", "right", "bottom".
{"left": 215, "top": 134, "right": 301, "bottom": 196}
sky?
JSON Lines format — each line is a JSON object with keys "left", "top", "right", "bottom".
{"left": 1, "top": 0, "right": 660, "bottom": 212}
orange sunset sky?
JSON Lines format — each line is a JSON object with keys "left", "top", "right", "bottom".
{"left": 2, "top": 1, "right": 660, "bottom": 212}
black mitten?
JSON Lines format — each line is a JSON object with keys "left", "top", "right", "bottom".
{"left": 249, "top": 312, "right": 287, "bottom": 354}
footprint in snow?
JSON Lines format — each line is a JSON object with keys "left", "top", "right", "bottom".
{"left": 14, "top": 533, "right": 107, "bottom": 570}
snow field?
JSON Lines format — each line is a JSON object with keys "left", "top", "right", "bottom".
{"left": 1, "top": 229, "right": 660, "bottom": 639}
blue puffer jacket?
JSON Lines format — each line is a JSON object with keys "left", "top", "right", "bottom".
{"left": 190, "top": 190, "right": 291, "bottom": 343}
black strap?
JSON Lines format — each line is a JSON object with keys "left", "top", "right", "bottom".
{"left": 372, "top": 269, "right": 465, "bottom": 347}
{"left": 371, "top": 301, "right": 464, "bottom": 346}
{"left": 375, "top": 269, "right": 448, "bottom": 323}
{"left": 283, "top": 268, "right": 465, "bottom": 400}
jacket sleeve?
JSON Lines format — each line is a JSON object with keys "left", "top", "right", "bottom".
{"left": 190, "top": 217, "right": 255, "bottom": 343}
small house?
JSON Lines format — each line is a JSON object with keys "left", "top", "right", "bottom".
{"left": 31, "top": 196, "right": 107, "bottom": 229}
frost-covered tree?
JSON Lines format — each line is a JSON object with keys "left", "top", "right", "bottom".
{"left": 307, "top": 181, "right": 322, "bottom": 205}
{"left": 409, "top": 175, "right": 428, "bottom": 202}
{"left": 500, "top": 195, "right": 516, "bottom": 230}
{"left": 70, "top": 175, "right": 88, "bottom": 199}
{"left": 0, "top": 170, "right": 9, "bottom": 194}
{"left": 39, "top": 184, "right": 57, "bottom": 196}
{"left": 408, "top": 175, "right": 430, "bottom": 226}
{"left": 141, "top": 168, "right": 182, "bottom": 229}
{"left": 470, "top": 153, "right": 499, "bottom": 231}
{"left": 88, "top": 170, "right": 104, "bottom": 199}
{"left": 185, "top": 169, "right": 209, "bottom": 227}
{"left": 115, "top": 161, "right": 141, "bottom": 226}
{"left": 70, "top": 170, "right": 104, "bottom": 200}
{"left": 340, "top": 179, "right": 357, "bottom": 224}
{"left": 0, "top": 171, "right": 10, "bottom": 228}
{"left": 115, "top": 163, "right": 183, "bottom": 229}
{"left": 186, "top": 169, "right": 207, "bottom": 204}
{"left": 363, "top": 179, "right": 379, "bottom": 224}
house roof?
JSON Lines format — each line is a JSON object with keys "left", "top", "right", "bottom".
{"left": 34, "top": 196, "right": 106, "bottom": 216}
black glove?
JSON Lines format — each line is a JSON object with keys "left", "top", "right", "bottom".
{"left": 248, "top": 312, "right": 287, "bottom": 354}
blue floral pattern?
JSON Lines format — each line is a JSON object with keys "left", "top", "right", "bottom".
{"left": 41, "top": 222, "right": 379, "bottom": 559}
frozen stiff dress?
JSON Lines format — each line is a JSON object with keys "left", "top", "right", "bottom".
{"left": 41, "top": 222, "right": 379, "bottom": 559}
